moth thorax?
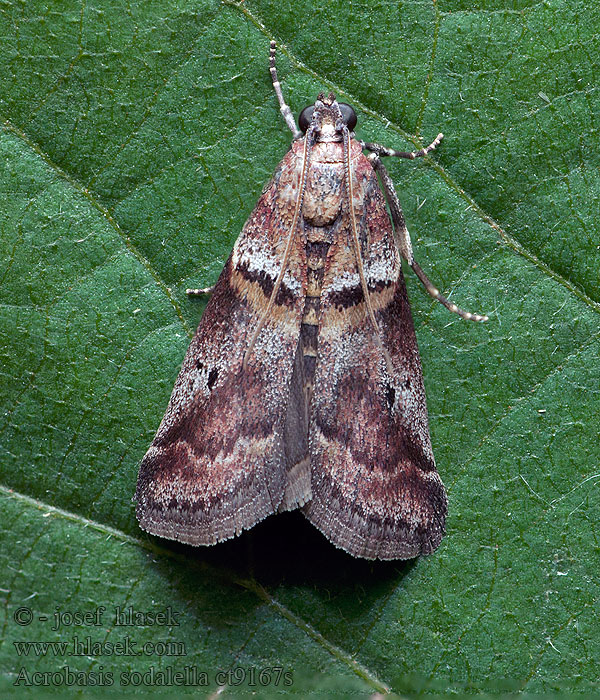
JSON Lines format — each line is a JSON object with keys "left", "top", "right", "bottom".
{"left": 302, "top": 152, "right": 345, "bottom": 227}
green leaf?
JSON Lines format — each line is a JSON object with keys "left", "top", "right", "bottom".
{"left": 1, "top": 0, "right": 599, "bottom": 695}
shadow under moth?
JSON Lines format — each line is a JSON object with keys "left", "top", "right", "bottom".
{"left": 135, "top": 42, "right": 487, "bottom": 560}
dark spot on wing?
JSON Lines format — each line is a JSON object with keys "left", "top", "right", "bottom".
{"left": 207, "top": 368, "right": 218, "bottom": 391}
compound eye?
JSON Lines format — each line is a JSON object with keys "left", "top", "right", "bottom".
{"left": 298, "top": 105, "right": 314, "bottom": 133}
{"left": 338, "top": 103, "right": 357, "bottom": 131}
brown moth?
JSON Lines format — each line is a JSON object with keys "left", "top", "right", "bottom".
{"left": 134, "top": 42, "right": 487, "bottom": 560}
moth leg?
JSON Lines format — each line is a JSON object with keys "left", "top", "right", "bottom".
{"left": 269, "top": 40, "right": 302, "bottom": 139}
{"left": 368, "top": 152, "right": 488, "bottom": 322}
{"left": 186, "top": 286, "right": 214, "bottom": 297}
{"left": 362, "top": 133, "right": 443, "bottom": 160}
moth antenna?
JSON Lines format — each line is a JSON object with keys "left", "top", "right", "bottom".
{"left": 410, "top": 261, "right": 488, "bottom": 322}
{"left": 343, "top": 129, "right": 395, "bottom": 378}
{"left": 269, "top": 40, "right": 302, "bottom": 139}
{"left": 367, "top": 152, "right": 488, "bottom": 323}
{"left": 243, "top": 130, "right": 314, "bottom": 370}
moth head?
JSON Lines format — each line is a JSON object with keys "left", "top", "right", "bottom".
{"left": 298, "top": 92, "right": 357, "bottom": 141}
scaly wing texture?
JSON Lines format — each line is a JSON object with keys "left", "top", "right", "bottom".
{"left": 135, "top": 150, "right": 307, "bottom": 545}
{"left": 303, "top": 148, "right": 447, "bottom": 559}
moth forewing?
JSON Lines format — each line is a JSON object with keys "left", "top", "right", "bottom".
{"left": 300, "top": 136, "right": 445, "bottom": 560}
{"left": 134, "top": 152, "right": 308, "bottom": 546}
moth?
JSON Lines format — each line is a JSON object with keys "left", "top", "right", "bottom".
{"left": 135, "top": 42, "right": 487, "bottom": 560}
